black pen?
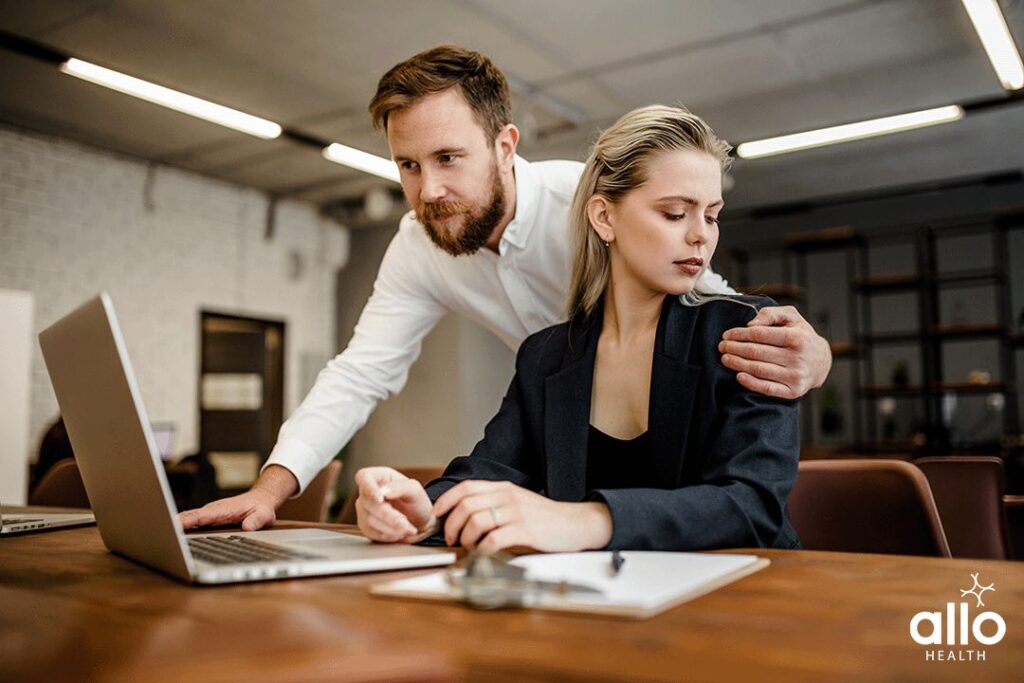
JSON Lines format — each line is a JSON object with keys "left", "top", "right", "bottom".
{"left": 610, "top": 550, "right": 625, "bottom": 576}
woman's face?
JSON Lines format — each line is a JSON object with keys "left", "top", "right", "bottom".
{"left": 601, "top": 149, "right": 723, "bottom": 297}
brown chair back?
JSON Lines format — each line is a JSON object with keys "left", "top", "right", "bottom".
{"left": 788, "top": 459, "right": 951, "bottom": 557}
{"left": 338, "top": 466, "right": 444, "bottom": 525}
{"left": 28, "top": 458, "right": 91, "bottom": 508}
{"left": 914, "top": 456, "right": 1009, "bottom": 560}
{"left": 276, "top": 460, "right": 342, "bottom": 523}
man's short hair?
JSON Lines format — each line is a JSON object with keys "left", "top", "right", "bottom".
{"left": 369, "top": 45, "right": 512, "bottom": 140}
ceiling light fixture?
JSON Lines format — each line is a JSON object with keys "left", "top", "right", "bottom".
{"left": 735, "top": 105, "right": 965, "bottom": 159}
{"left": 322, "top": 143, "right": 400, "bottom": 183}
{"left": 961, "top": 0, "right": 1024, "bottom": 90}
{"left": 59, "top": 58, "right": 282, "bottom": 139}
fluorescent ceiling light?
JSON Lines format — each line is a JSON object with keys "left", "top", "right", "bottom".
{"left": 322, "top": 143, "right": 400, "bottom": 183}
{"left": 60, "top": 58, "right": 282, "bottom": 139}
{"left": 735, "top": 105, "right": 965, "bottom": 159}
{"left": 961, "top": 0, "right": 1024, "bottom": 90}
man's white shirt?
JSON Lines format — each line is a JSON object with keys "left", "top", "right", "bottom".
{"left": 264, "top": 155, "right": 733, "bottom": 492}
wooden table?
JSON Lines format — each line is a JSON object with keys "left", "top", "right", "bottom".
{"left": 2, "top": 519, "right": 1022, "bottom": 683}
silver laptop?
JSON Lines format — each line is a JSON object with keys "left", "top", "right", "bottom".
{"left": 0, "top": 500, "right": 94, "bottom": 535}
{"left": 38, "top": 293, "right": 454, "bottom": 584}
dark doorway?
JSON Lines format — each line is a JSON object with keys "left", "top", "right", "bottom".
{"left": 199, "top": 312, "right": 285, "bottom": 495}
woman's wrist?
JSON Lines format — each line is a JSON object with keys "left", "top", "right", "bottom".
{"left": 571, "top": 502, "right": 613, "bottom": 550}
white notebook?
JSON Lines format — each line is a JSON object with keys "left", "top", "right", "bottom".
{"left": 371, "top": 551, "right": 769, "bottom": 619}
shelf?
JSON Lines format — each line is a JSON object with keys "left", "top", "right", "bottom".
{"left": 852, "top": 273, "right": 921, "bottom": 292}
{"left": 859, "top": 385, "right": 923, "bottom": 398}
{"left": 859, "top": 382, "right": 1011, "bottom": 397}
{"left": 930, "top": 323, "right": 1007, "bottom": 339}
{"left": 932, "top": 381, "right": 1011, "bottom": 394}
{"left": 829, "top": 342, "right": 859, "bottom": 359}
{"left": 934, "top": 268, "right": 1006, "bottom": 287}
{"left": 747, "top": 283, "right": 805, "bottom": 301}
{"left": 860, "top": 331, "right": 921, "bottom": 345}
{"left": 784, "top": 226, "right": 858, "bottom": 252}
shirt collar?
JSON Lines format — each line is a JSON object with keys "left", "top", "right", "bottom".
{"left": 499, "top": 155, "right": 538, "bottom": 253}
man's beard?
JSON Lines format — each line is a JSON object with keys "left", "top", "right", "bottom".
{"left": 417, "top": 166, "right": 506, "bottom": 257}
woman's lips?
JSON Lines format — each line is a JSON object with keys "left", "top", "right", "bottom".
{"left": 674, "top": 258, "right": 703, "bottom": 276}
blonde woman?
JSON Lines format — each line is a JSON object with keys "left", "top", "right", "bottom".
{"left": 354, "top": 105, "right": 800, "bottom": 553}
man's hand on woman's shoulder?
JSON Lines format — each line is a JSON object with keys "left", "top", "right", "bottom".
{"left": 717, "top": 305, "right": 832, "bottom": 400}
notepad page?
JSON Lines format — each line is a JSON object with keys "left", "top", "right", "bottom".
{"left": 372, "top": 551, "right": 767, "bottom": 618}
{"left": 513, "top": 552, "right": 761, "bottom": 610}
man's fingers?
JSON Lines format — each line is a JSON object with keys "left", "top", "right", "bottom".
{"left": 745, "top": 305, "right": 802, "bottom": 327}
{"left": 735, "top": 371, "right": 800, "bottom": 400}
{"left": 722, "top": 354, "right": 802, "bottom": 389}
{"left": 718, "top": 339, "right": 791, "bottom": 367}
{"left": 241, "top": 507, "right": 275, "bottom": 532}
{"left": 178, "top": 501, "right": 237, "bottom": 529}
{"left": 722, "top": 324, "right": 797, "bottom": 349}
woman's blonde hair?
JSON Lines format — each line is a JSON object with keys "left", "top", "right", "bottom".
{"left": 565, "top": 105, "right": 732, "bottom": 320}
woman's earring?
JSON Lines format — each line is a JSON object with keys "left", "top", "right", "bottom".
{"left": 603, "top": 238, "right": 610, "bottom": 248}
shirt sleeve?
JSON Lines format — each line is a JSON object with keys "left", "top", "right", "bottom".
{"left": 262, "top": 224, "right": 448, "bottom": 494}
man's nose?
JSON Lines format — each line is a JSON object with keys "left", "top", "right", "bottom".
{"left": 419, "top": 168, "right": 447, "bottom": 203}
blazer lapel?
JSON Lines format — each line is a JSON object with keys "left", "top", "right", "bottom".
{"left": 544, "top": 310, "right": 601, "bottom": 501}
{"left": 648, "top": 297, "right": 702, "bottom": 488}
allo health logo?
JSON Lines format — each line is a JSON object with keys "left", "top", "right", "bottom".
{"left": 909, "top": 573, "right": 1007, "bottom": 662}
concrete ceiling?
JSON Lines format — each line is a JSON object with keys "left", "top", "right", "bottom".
{"left": 0, "top": 0, "right": 1021, "bottom": 213}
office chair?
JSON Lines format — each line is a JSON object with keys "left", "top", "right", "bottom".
{"left": 914, "top": 456, "right": 1009, "bottom": 560}
{"left": 338, "top": 466, "right": 445, "bottom": 525}
{"left": 788, "top": 459, "right": 951, "bottom": 557}
{"left": 28, "top": 458, "right": 91, "bottom": 508}
{"left": 275, "top": 460, "right": 343, "bottom": 523}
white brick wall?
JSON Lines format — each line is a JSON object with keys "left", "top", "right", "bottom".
{"left": 0, "top": 124, "right": 347, "bottom": 464}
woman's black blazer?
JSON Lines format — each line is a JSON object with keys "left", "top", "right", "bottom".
{"left": 425, "top": 294, "right": 801, "bottom": 551}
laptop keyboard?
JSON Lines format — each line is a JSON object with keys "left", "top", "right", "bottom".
{"left": 188, "top": 535, "right": 325, "bottom": 565}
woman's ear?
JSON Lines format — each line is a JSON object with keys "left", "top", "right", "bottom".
{"left": 586, "top": 196, "right": 615, "bottom": 244}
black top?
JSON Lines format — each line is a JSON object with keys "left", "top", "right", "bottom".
{"left": 586, "top": 425, "right": 659, "bottom": 491}
{"left": 425, "top": 294, "right": 801, "bottom": 552}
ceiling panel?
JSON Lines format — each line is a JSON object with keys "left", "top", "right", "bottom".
{"left": 0, "top": 48, "right": 252, "bottom": 157}
{"left": 0, "top": 0, "right": 1021, "bottom": 212}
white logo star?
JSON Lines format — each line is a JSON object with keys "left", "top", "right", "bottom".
{"left": 960, "top": 572, "right": 995, "bottom": 608}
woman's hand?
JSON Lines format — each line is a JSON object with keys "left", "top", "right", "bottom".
{"left": 354, "top": 467, "right": 436, "bottom": 543}
{"left": 433, "top": 480, "right": 613, "bottom": 554}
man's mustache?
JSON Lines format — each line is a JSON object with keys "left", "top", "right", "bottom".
{"left": 419, "top": 201, "right": 473, "bottom": 222}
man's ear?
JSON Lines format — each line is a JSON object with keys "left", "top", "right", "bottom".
{"left": 495, "top": 124, "right": 519, "bottom": 172}
{"left": 586, "top": 196, "right": 615, "bottom": 244}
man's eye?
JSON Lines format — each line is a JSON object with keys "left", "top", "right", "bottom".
{"left": 399, "top": 161, "right": 418, "bottom": 171}
{"left": 439, "top": 154, "right": 456, "bottom": 164}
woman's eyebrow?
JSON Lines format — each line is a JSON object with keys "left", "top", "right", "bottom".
{"left": 656, "top": 195, "right": 724, "bottom": 208}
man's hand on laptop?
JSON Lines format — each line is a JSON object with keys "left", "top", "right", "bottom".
{"left": 178, "top": 465, "right": 298, "bottom": 531}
